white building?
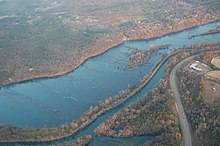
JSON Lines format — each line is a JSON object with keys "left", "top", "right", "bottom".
{"left": 190, "top": 62, "right": 202, "bottom": 71}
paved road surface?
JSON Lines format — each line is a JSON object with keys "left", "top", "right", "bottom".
{"left": 170, "top": 56, "right": 195, "bottom": 146}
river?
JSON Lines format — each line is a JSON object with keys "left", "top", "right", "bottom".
{"left": 0, "top": 21, "right": 220, "bottom": 145}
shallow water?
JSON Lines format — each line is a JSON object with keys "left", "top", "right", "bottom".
{"left": 0, "top": 21, "right": 220, "bottom": 145}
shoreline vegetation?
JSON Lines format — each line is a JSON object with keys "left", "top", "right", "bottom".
{"left": 1, "top": 18, "right": 220, "bottom": 87}
{"left": 57, "top": 135, "right": 92, "bottom": 146}
{"left": 124, "top": 44, "right": 170, "bottom": 69}
{"left": 95, "top": 43, "right": 220, "bottom": 146}
{"left": 0, "top": 41, "right": 219, "bottom": 143}
{"left": 188, "top": 24, "right": 220, "bottom": 39}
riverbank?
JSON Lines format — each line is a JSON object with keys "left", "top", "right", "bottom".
{"left": 0, "top": 41, "right": 219, "bottom": 143}
{"left": 57, "top": 135, "right": 92, "bottom": 146}
{"left": 95, "top": 43, "right": 220, "bottom": 146}
{"left": 1, "top": 17, "right": 220, "bottom": 87}
{"left": 124, "top": 44, "right": 170, "bottom": 69}
{"left": 188, "top": 24, "right": 220, "bottom": 39}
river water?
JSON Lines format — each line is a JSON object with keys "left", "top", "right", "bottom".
{"left": 0, "top": 21, "right": 220, "bottom": 145}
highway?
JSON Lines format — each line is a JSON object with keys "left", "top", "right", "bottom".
{"left": 170, "top": 55, "right": 195, "bottom": 146}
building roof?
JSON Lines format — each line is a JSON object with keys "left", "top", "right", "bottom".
{"left": 190, "top": 63, "right": 202, "bottom": 71}
{"left": 189, "top": 60, "right": 209, "bottom": 72}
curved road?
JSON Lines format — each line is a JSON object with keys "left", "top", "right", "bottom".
{"left": 170, "top": 55, "right": 195, "bottom": 146}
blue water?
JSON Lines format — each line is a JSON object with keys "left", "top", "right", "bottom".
{"left": 0, "top": 21, "right": 220, "bottom": 145}
{"left": 7, "top": 55, "right": 168, "bottom": 146}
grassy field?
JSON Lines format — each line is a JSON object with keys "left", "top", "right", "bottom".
{"left": 211, "top": 57, "right": 220, "bottom": 69}
{"left": 202, "top": 77, "right": 220, "bottom": 103}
